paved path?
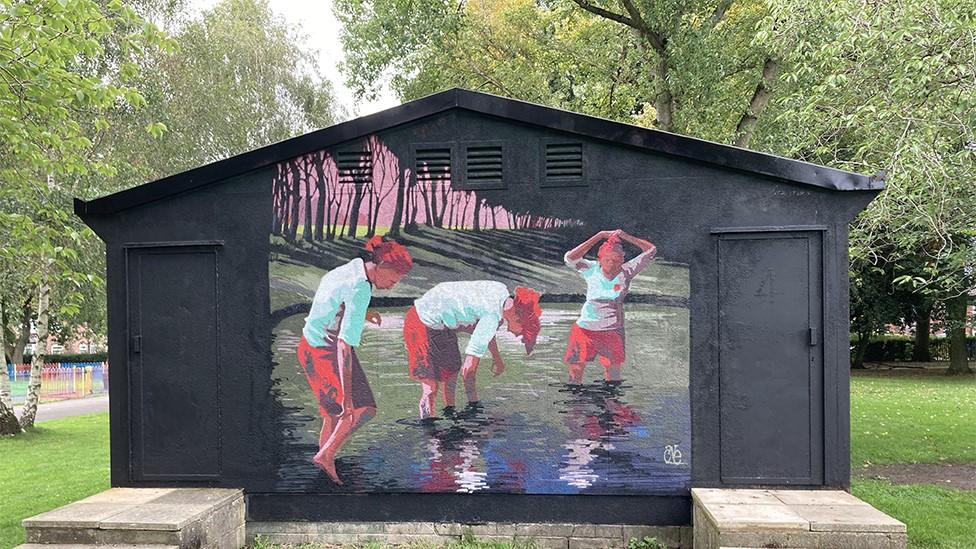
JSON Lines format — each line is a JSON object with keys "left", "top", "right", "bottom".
{"left": 14, "top": 395, "right": 109, "bottom": 423}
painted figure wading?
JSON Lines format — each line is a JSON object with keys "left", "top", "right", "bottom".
{"left": 297, "top": 236, "right": 413, "bottom": 484}
{"left": 403, "top": 282, "right": 543, "bottom": 419}
{"left": 563, "top": 229, "right": 657, "bottom": 384}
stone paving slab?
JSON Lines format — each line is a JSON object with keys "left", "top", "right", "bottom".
{"left": 790, "top": 504, "right": 907, "bottom": 533}
{"left": 769, "top": 489, "right": 864, "bottom": 506}
{"left": 693, "top": 488, "right": 782, "bottom": 506}
{"left": 23, "top": 503, "right": 135, "bottom": 529}
{"left": 77, "top": 488, "right": 177, "bottom": 505}
{"left": 702, "top": 503, "right": 809, "bottom": 531}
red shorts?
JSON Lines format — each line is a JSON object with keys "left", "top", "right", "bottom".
{"left": 297, "top": 336, "right": 376, "bottom": 417}
{"left": 563, "top": 324, "right": 626, "bottom": 367}
{"left": 403, "top": 305, "right": 463, "bottom": 382}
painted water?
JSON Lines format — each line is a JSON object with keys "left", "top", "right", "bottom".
{"left": 272, "top": 304, "right": 690, "bottom": 495}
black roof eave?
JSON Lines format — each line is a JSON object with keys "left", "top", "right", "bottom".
{"left": 74, "top": 88, "right": 884, "bottom": 217}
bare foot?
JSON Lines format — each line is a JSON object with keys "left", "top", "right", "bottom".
{"left": 312, "top": 453, "right": 342, "bottom": 485}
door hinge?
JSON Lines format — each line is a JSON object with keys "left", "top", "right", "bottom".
{"left": 131, "top": 334, "right": 142, "bottom": 353}
{"left": 809, "top": 327, "right": 818, "bottom": 346}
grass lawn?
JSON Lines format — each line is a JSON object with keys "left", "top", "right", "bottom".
{"left": 0, "top": 413, "right": 110, "bottom": 549}
{"left": 851, "top": 371, "right": 976, "bottom": 549}
{"left": 1, "top": 374, "right": 973, "bottom": 549}
{"left": 851, "top": 371, "right": 976, "bottom": 466}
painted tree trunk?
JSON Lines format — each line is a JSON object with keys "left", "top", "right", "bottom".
{"left": 946, "top": 294, "right": 972, "bottom": 375}
{"left": 347, "top": 182, "right": 366, "bottom": 237}
{"left": 388, "top": 172, "right": 406, "bottom": 237}
{"left": 287, "top": 161, "right": 301, "bottom": 242}
{"left": 473, "top": 196, "right": 482, "bottom": 232}
{"left": 303, "top": 174, "right": 314, "bottom": 243}
{"left": 911, "top": 305, "right": 932, "bottom": 362}
{"left": 19, "top": 275, "right": 50, "bottom": 429}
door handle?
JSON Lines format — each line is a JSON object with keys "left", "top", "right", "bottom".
{"left": 131, "top": 335, "right": 142, "bottom": 353}
{"left": 809, "top": 327, "right": 818, "bottom": 346}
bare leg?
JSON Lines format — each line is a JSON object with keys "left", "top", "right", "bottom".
{"left": 441, "top": 373, "right": 458, "bottom": 408}
{"left": 604, "top": 363, "right": 622, "bottom": 382}
{"left": 461, "top": 363, "right": 479, "bottom": 404}
{"left": 318, "top": 414, "right": 337, "bottom": 448}
{"left": 567, "top": 362, "right": 585, "bottom": 384}
{"left": 313, "top": 406, "right": 376, "bottom": 484}
{"left": 419, "top": 380, "right": 438, "bottom": 419}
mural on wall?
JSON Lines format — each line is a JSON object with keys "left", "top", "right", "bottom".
{"left": 269, "top": 134, "right": 691, "bottom": 495}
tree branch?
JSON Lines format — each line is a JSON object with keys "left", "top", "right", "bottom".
{"left": 733, "top": 57, "right": 781, "bottom": 148}
{"left": 570, "top": 0, "right": 639, "bottom": 31}
{"left": 707, "top": 0, "right": 735, "bottom": 30}
{"left": 616, "top": 0, "right": 667, "bottom": 52}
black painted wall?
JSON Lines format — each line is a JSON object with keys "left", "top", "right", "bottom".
{"left": 80, "top": 107, "right": 878, "bottom": 525}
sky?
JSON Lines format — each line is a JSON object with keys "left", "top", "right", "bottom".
{"left": 191, "top": 0, "right": 399, "bottom": 118}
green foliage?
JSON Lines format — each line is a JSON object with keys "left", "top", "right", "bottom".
{"left": 0, "top": 413, "right": 110, "bottom": 548}
{"left": 106, "top": 0, "right": 341, "bottom": 186}
{"left": 851, "top": 335, "right": 976, "bottom": 363}
{"left": 758, "top": 0, "right": 976, "bottom": 306}
{"left": 627, "top": 535, "right": 667, "bottom": 549}
{"left": 850, "top": 372, "right": 976, "bottom": 466}
{"left": 335, "top": 0, "right": 777, "bottom": 141}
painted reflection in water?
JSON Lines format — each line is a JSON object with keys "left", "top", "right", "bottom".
{"left": 272, "top": 305, "right": 690, "bottom": 495}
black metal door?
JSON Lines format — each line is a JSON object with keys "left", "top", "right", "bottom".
{"left": 126, "top": 244, "right": 221, "bottom": 480}
{"left": 717, "top": 230, "right": 824, "bottom": 485}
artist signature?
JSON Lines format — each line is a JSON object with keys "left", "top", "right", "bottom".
{"left": 664, "top": 444, "right": 684, "bottom": 465}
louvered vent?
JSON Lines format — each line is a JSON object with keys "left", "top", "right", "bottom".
{"left": 465, "top": 145, "right": 503, "bottom": 187}
{"left": 415, "top": 147, "right": 452, "bottom": 182}
{"left": 336, "top": 150, "right": 372, "bottom": 184}
{"left": 545, "top": 143, "right": 583, "bottom": 179}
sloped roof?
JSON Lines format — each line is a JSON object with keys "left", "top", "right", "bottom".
{"left": 74, "top": 88, "right": 884, "bottom": 216}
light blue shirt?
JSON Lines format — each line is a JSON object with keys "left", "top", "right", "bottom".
{"left": 566, "top": 251, "right": 654, "bottom": 331}
{"left": 303, "top": 258, "right": 372, "bottom": 348}
{"left": 414, "top": 281, "right": 509, "bottom": 358}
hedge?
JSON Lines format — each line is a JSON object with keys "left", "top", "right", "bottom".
{"left": 852, "top": 335, "right": 976, "bottom": 362}
{"left": 18, "top": 352, "right": 108, "bottom": 364}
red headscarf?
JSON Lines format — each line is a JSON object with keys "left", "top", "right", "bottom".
{"left": 512, "top": 286, "right": 542, "bottom": 355}
{"left": 365, "top": 235, "right": 413, "bottom": 274}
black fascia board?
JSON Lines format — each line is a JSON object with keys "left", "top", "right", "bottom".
{"left": 75, "top": 88, "right": 883, "bottom": 217}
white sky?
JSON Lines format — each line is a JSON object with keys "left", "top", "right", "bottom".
{"left": 190, "top": 0, "right": 399, "bottom": 118}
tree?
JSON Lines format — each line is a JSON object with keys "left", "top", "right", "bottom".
{"left": 105, "top": 0, "right": 341, "bottom": 185}
{"left": 755, "top": 0, "right": 976, "bottom": 375}
{"left": 336, "top": 0, "right": 788, "bottom": 146}
{"left": 0, "top": 0, "right": 170, "bottom": 434}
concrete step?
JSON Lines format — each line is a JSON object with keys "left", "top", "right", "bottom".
{"left": 21, "top": 488, "right": 244, "bottom": 549}
{"left": 692, "top": 488, "right": 907, "bottom": 549}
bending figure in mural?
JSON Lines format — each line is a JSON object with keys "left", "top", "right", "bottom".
{"left": 403, "top": 281, "right": 542, "bottom": 419}
{"left": 297, "top": 236, "right": 413, "bottom": 484}
{"left": 564, "top": 229, "right": 656, "bottom": 384}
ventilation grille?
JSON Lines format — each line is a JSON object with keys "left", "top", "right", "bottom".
{"left": 415, "top": 147, "right": 452, "bottom": 182}
{"left": 465, "top": 145, "right": 503, "bottom": 186}
{"left": 336, "top": 150, "right": 372, "bottom": 184}
{"left": 545, "top": 143, "right": 583, "bottom": 179}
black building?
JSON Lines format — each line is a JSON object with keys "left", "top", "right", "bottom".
{"left": 76, "top": 88, "right": 881, "bottom": 525}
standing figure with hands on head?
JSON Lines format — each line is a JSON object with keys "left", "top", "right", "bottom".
{"left": 563, "top": 229, "right": 657, "bottom": 384}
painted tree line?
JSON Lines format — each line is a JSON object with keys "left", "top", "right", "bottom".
{"left": 271, "top": 135, "right": 574, "bottom": 242}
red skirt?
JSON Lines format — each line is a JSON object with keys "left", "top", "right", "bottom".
{"left": 403, "top": 306, "right": 463, "bottom": 382}
{"left": 297, "top": 336, "right": 376, "bottom": 417}
{"left": 563, "top": 324, "right": 626, "bottom": 367}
